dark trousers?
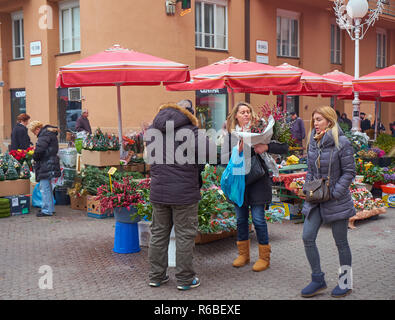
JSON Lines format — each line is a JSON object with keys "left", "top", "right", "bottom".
{"left": 148, "top": 202, "right": 199, "bottom": 286}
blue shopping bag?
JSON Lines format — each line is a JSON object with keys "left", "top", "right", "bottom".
{"left": 220, "top": 146, "right": 245, "bottom": 207}
{"left": 32, "top": 182, "right": 56, "bottom": 208}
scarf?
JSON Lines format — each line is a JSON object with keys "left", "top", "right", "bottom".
{"left": 313, "top": 129, "right": 328, "bottom": 169}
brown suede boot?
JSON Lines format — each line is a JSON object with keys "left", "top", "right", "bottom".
{"left": 232, "top": 240, "right": 250, "bottom": 267}
{"left": 252, "top": 244, "right": 271, "bottom": 272}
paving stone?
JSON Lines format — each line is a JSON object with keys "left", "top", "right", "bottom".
{"left": 0, "top": 206, "right": 394, "bottom": 300}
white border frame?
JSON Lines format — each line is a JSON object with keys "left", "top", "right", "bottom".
{"left": 376, "top": 27, "right": 387, "bottom": 69}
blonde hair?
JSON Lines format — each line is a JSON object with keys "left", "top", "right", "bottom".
{"left": 28, "top": 120, "right": 43, "bottom": 133}
{"left": 226, "top": 101, "right": 260, "bottom": 133}
{"left": 307, "top": 106, "right": 340, "bottom": 148}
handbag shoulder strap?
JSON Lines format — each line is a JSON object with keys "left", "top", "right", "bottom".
{"left": 327, "top": 149, "right": 334, "bottom": 180}
{"left": 316, "top": 148, "right": 334, "bottom": 179}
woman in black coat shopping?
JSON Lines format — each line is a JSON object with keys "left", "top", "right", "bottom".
{"left": 10, "top": 113, "right": 32, "bottom": 150}
{"left": 29, "top": 121, "right": 61, "bottom": 217}
{"left": 301, "top": 106, "right": 356, "bottom": 298}
{"left": 225, "top": 102, "right": 288, "bottom": 272}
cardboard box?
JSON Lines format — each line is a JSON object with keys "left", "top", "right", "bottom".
{"left": 86, "top": 195, "right": 113, "bottom": 219}
{"left": 0, "top": 179, "right": 31, "bottom": 197}
{"left": 268, "top": 201, "right": 302, "bottom": 220}
{"left": 70, "top": 194, "right": 87, "bottom": 211}
{"left": 81, "top": 149, "right": 120, "bottom": 167}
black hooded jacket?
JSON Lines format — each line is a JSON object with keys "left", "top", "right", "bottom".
{"left": 33, "top": 125, "right": 61, "bottom": 182}
{"left": 145, "top": 103, "right": 216, "bottom": 205}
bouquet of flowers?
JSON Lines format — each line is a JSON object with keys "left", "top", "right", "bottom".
{"left": 9, "top": 147, "right": 34, "bottom": 170}
{"left": 83, "top": 128, "right": 120, "bottom": 151}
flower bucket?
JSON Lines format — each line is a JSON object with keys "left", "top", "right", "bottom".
{"left": 113, "top": 206, "right": 140, "bottom": 224}
{"left": 113, "top": 206, "right": 141, "bottom": 254}
{"left": 113, "top": 221, "right": 140, "bottom": 254}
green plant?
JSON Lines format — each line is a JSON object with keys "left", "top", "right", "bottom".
{"left": 374, "top": 133, "right": 395, "bottom": 154}
{"left": 362, "top": 165, "right": 384, "bottom": 185}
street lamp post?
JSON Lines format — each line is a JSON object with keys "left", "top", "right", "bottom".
{"left": 334, "top": 0, "right": 384, "bottom": 132}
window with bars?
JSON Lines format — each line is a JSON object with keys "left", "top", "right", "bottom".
{"left": 11, "top": 11, "right": 24, "bottom": 60}
{"left": 195, "top": 0, "right": 228, "bottom": 50}
{"left": 276, "top": 9, "right": 299, "bottom": 58}
{"left": 59, "top": 0, "right": 80, "bottom": 53}
{"left": 376, "top": 30, "right": 387, "bottom": 69}
{"left": 331, "top": 24, "right": 342, "bottom": 64}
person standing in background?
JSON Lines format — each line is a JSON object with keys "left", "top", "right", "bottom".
{"left": 290, "top": 112, "right": 306, "bottom": 147}
{"left": 75, "top": 109, "right": 92, "bottom": 134}
{"left": 10, "top": 113, "right": 32, "bottom": 151}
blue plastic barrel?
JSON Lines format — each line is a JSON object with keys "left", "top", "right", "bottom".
{"left": 113, "top": 221, "right": 141, "bottom": 254}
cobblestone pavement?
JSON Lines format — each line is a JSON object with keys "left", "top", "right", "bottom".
{"left": 0, "top": 206, "right": 394, "bottom": 300}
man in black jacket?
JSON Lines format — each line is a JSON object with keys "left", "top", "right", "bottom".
{"left": 29, "top": 121, "right": 61, "bottom": 217}
{"left": 145, "top": 99, "right": 216, "bottom": 291}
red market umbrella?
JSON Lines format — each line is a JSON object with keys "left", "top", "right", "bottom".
{"left": 353, "top": 65, "right": 395, "bottom": 94}
{"left": 322, "top": 70, "right": 353, "bottom": 98}
{"left": 56, "top": 44, "right": 190, "bottom": 152}
{"left": 245, "top": 63, "right": 343, "bottom": 112}
{"left": 166, "top": 56, "right": 302, "bottom": 107}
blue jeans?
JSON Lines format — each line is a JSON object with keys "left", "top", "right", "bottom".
{"left": 39, "top": 179, "right": 54, "bottom": 215}
{"left": 302, "top": 206, "right": 352, "bottom": 274}
{"left": 235, "top": 204, "right": 269, "bottom": 245}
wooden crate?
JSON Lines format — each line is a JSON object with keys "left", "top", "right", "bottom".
{"left": 195, "top": 230, "right": 237, "bottom": 244}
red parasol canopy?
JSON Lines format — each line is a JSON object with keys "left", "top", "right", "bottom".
{"left": 56, "top": 44, "right": 190, "bottom": 87}
{"left": 322, "top": 70, "right": 354, "bottom": 97}
{"left": 273, "top": 63, "right": 343, "bottom": 95}
{"left": 56, "top": 45, "right": 190, "bottom": 153}
{"left": 166, "top": 56, "right": 302, "bottom": 93}
{"left": 353, "top": 65, "right": 395, "bottom": 95}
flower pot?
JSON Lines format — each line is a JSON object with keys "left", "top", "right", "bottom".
{"left": 113, "top": 206, "right": 140, "bottom": 224}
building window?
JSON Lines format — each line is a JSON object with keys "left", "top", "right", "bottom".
{"left": 10, "top": 89, "right": 26, "bottom": 130}
{"left": 195, "top": 0, "right": 228, "bottom": 50}
{"left": 11, "top": 11, "right": 24, "bottom": 60}
{"left": 376, "top": 29, "right": 387, "bottom": 69}
{"left": 331, "top": 24, "right": 342, "bottom": 64}
{"left": 59, "top": 0, "right": 80, "bottom": 53}
{"left": 196, "top": 88, "right": 228, "bottom": 131}
{"left": 276, "top": 9, "right": 299, "bottom": 58}
{"left": 57, "top": 88, "right": 82, "bottom": 142}
{"left": 277, "top": 95, "right": 299, "bottom": 116}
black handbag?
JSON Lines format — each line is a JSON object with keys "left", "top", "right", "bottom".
{"left": 245, "top": 154, "right": 266, "bottom": 186}
{"left": 304, "top": 149, "right": 333, "bottom": 204}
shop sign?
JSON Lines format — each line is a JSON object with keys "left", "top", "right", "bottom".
{"left": 30, "top": 56, "right": 42, "bottom": 66}
{"left": 256, "top": 40, "right": 268, "bottom": 54}
{"left": 15, "top": 91, "right": 26, "bottom": 98}
{"left": 256, "top": 55, "right": 269, "bottom": 64}
{"left": 197, "top": 88, "right": 227, "bottom": 96}
{"left": 30, "top": 41, "right": 42, "bottom": 56}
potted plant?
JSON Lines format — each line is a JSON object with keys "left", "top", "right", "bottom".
{"left": 95, "top": 177, "right": 147, "bottom": 223}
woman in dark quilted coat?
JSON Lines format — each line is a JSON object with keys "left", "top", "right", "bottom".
{"left": 300, "top": 106, "right": 356, "bottom": 299}
{"left": 29, "top": 121, "right": 61, "bottom": 217}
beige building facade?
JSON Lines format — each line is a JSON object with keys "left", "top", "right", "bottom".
{"left": 1, "top": 0, "right": 395, "bottom": 146}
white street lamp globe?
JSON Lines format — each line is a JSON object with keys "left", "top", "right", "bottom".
{"left": 346, "top": 0, "right": 369, "bottom": 19}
